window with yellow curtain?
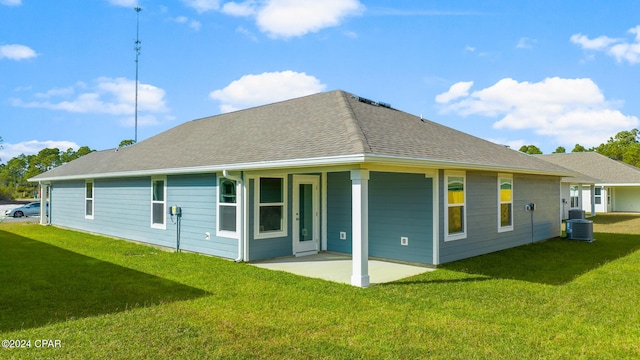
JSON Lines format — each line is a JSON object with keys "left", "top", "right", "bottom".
{"left": 499, "top": 175, "right": 513, "bottom": 231}
{"left": 446, "top": 172, "right": 466, "bottom": 240}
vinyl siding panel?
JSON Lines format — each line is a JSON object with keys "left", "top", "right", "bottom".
{"left": 169, "top": 174, "right": 237, "bottom": 259}
{"left": 51, "top": 177, "right": 175, "bottom": 247}
{"left": 439, "top": 171, "right": 561, "bottom": 264}
{"left": 49, "top": 174, "right": 239, "bottom": 259}
{"left": 326, "top": 172, "right": 352, "bottom": 254}
{"left": 369, "top": 172, "right": 433, "bottom": 264}
{"left": 50, "top": 180, "right": 86, "bottom": 227}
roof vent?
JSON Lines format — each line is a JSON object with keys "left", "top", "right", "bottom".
{"left": 351, "top": 95, "right": 391, "bottom": 109}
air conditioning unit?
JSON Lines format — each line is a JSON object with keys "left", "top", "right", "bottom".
{"left": 566, "top": 219, "right": 594, "bottom": 242}
{"left": 568, "top": 209, "right": 586, "bottom": 220}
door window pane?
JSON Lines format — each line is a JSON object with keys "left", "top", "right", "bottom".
{"left": 299, "top": 184, "right": 313, "bottom": 241}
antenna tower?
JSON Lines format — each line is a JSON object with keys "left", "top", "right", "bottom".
{"left": 134, "top": 6, "right": 142, "bottom": 143}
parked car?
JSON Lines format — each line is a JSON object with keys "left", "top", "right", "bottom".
{"left": 5, "top": 202, "right": 47, "bottom": 218}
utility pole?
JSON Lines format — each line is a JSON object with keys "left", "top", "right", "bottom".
{"left": 134, "top": 6, "right": 142, "bottom": 143}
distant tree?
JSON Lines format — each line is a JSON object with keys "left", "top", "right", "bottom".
{"left": 518, "top": 145, "right": 543, "bottom": 155}
{"left": 119, "top": 139, "right": 136, "bottom": 148}
{"left": 0, "top": 145, "right": 95, "bottom": 199}
{"left": 596, "top": 129, "right": 640, "bottom": 162}
{"left": 572, "top": 144, "right": 588, "bottom": 152}
{"left": 553, "top": 146, "right": 566, "bottom": 154}
{"left": 0, "top": 136, "right": 3, "bottom": 163}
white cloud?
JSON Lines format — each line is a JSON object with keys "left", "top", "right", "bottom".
{"left": 516, "top": 37, "right": 537, "bottom": 49}
{"left": 182, "top": 0, "right": 220, "bottom": 13}
{"left": 171, "top": 16, "right": 202, "bottom": 31}
{"left": 11, "top": 77, "right": 169, "bottom": 116}
{"left": 435, "top": 81, "right": 473, "bottom": 104}
{"left": 209, "top": 70, "right": 326, "bottom": 112}
{"left": 0, "top": 140, "right": 80, "bottom": 163}
{"left": 0, "top": 0, "right": 21, "bottom": 6}
{"left": 570, "top": 34, "right": 618, "bottom": 50}
{"left": 221, "top": 1, "right": 257, "bottom": 16}
{"left": 108, "top": 0, "right": 139, "bottom": 7}
{"left": 256, "top": 0, "right": 365, "bottom": 38}
{"left": 0, "top": 44, "right": 37, "bottom": 61}
{"left": 436, "top": 77, "right": 639, "bottom": 148}
{"left": 571, "top": 25, "right": 640, "bottom": 64}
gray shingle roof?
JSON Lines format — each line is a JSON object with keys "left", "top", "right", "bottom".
{"left": 538, "top": 152, "right": 640, "bottom": 185}
{"left": 31, "top": 90, "right": 573, "bottom": 181}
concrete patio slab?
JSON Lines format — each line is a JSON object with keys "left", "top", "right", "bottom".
{"left": 251, "top": 252, "right": 434, "bottom": 286}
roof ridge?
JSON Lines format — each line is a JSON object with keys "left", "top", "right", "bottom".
{"left": 337, "top": 91, "right": 372, "bottom": 154}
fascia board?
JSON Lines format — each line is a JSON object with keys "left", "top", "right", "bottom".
{"left": 29, "top": 153, "right": 574, "bottom": 182}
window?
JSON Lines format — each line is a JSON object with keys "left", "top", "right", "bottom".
{"left": 445, "top": 171, "right": 466, "bottom": 241}
{"left": 498, "top": 174, "right": 513, "bottom": 232}
{"left": 217, "top": 177, "right": 238, "bottom": 237}
{"left": 570, "top": 185, "right": 579, "bottom": 208}
{"left": 85, "top": 180, "right": 94, "bottom": 219}
{"left": 151, "top": 177, "right": 166, "bottom": 229}
{"left": 594, "top": 187, "right": 602, "bottom": 205}
{"left": 255, "top": 176, "right": 287, "bottom": 239}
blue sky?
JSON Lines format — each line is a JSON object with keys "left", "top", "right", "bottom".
{"left": 2, "top": 0, "right": 640, "bottom": 162}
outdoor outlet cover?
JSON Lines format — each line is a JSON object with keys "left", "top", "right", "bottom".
{"left": 205, "top": 232, "right": 211, "bottom": 240}
{"left": 340, "top": 231, "right": 347, "bottom": 240}
{"left": 401, "top": 237, "right": 409, "bottom": 246}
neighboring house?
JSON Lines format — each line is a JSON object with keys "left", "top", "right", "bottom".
{"left": 31, "top": 90, "right": 573, "bottom": 287}
{"left": 535, "top": 156, "right": 598, "bottom": 220}
{"left": 539, "top": 152, "right": 640, "bottom": 214}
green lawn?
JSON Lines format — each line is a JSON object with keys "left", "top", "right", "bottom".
{"left": 1, "top": 218, "right": 640, "bottom": 359}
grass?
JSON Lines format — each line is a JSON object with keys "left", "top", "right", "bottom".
{"left": 1, "top": 216, "right": 640, "bottom": 359}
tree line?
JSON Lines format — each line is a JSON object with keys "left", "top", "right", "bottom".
{"left": 520, "top": 129, "right": 640, "bottom": 167}
{"left": 0, "top": 137, "right": 94, "bottom": 200}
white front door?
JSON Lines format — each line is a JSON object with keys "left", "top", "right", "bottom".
{"left": 293, "top": 175, "right": 320, "bottom": 256}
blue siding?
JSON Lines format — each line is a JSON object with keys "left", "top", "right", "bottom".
{"left": 369, "top": 172, "right": 433, "bottom": 264}
{"left": 50, "top": 174, "right": 238, "bottom": 259}
{"left": 326, "top": 172, "right": 352, "bottom": 254}
{"left": 169, "top": 174, "right": 237, "bottom": 259}
{"left": 439, "top": 171, "right": 561, "bottom": 263}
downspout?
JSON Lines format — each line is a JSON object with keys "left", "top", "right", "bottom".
{"left": 223, "top": 170, "right": 244, "bottom": 262}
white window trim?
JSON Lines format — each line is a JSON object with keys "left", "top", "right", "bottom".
{"left": 594, "top": 187, "right": 602, "bottom": 205}
{"left": 444, "top": 170, "right": 467, "bottom": 241}
{"left": 151, "top": 176, "right": 167, "bottom": 230}
{"left": 498, "top": 174, "right": 514, "bottom": 233}
{"left": 217, "top": 177, "right": 240, "bottom": 239}
{"left": 254, "top": 175, "right": 288, "bottom": 240}
{"left": 85, "top": 180, "right": 94, "bottom": 220}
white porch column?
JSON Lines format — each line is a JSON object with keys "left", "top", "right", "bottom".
{"left": 39, "top": 183, "right": 50, "bottom": 225}
{"left": 350, "top": 169, "right": 370, "bottom": 288}
{"left": 590, "top": 184, "right": 596, "bottom": 216}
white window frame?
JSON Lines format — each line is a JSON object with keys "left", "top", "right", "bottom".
{"left": 570, "top": 185, "right": 580, "bottom": 208}
{"left": 594, "top": 187, "right": 602, "bottom": 205}
{"left": 217, "top": 177, "right": 240, "bottom": 239}
{"left": 85, "top": 180, "right": 94, "bottom": 220}
{"left": 254, "top": 175, "right": 288, "bottom": 240}
{"left": 444, "top": 171, "right": 467, "bottom": 241}
{"left": 498, "top": 174, "right": 514, "bottom": 233}
{"left": 151, "top": 176, "right": 167, "bottom": 230}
